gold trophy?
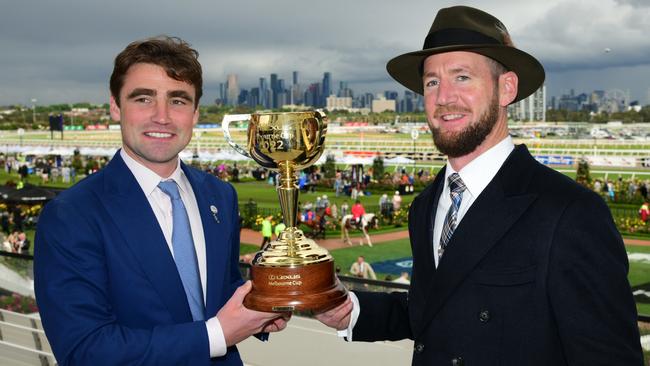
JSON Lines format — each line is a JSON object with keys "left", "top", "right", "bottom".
{"left": 222, "top": 111, "right": 347, "bottom": 312}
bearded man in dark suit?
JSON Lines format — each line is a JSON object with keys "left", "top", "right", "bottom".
{"left": 316, "top": 6, "right": 643, "bottom": 365}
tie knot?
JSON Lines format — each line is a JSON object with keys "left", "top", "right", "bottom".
{"left": 158, "top": 180, "right": 181, "bottom": 200}
{"left": 448, "top": 173, "right": 466, "bottom": 194}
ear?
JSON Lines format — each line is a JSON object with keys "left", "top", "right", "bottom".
{"left": 109, "top": 96, "right": 121, "bottom": 122}
{"left": 192, "top": 106, "right": 200, "bottom": 126}
{"left": 498, "top": 71, "right": 518, "bottom": 106}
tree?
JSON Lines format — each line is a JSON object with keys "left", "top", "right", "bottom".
{"left": 321, "top": 154, "right": 336, "bottom": 179}
{"left": 575, "top": 158, "right": 592, "bottom": 188}
{"left": 372, "top": 155, "right": 385, "bottom": 181}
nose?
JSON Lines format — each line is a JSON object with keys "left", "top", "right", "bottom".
{"left": 435, "top": 79, "right": 458, "bottom": 106}
{"left": 151, "top": 101, "right": 170, "bottom": 124}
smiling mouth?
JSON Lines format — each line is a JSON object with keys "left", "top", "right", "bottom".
{"left": 441, "top": 114, "right": 464, "bottom": 121}
{"left": 144, "top": 132, "right": 173, "bottom": 138}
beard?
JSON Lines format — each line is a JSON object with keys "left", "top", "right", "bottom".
{"left": 430, "top": 93, "right": 500, "bottom": 158}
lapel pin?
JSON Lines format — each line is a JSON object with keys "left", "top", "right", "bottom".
{"left": 210, "top": 205, "right": 220, "bottom": 223}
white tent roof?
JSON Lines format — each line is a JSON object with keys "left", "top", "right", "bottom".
{"left": 384, "top": 156, "right": 415, "bottom": 165}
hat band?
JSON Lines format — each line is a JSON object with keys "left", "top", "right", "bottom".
{"left": 423, "top": 28, "right": 501, "bottom": 49}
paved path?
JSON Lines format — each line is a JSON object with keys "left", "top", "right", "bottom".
{"left": 241, "top": 228, "right": 650, "bottom": 249}
{"left": 240, "top": 228, "right": 409, "bottom": 250}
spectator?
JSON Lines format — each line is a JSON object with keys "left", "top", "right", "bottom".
{"left": 340, "top": 200, "right": 349, "bottom": 218}
{"left": 392, "top": 272, "right": 410, "bottom": 285}
{"left": 11, "top": 206, "right": 24, "bottom": 232}
{"left": 16, "top": 232, "right": 30, "bottom": 254}
{"left": 379, "top": 194, "right": 390, "bottom": 218}
{"left": 640, "top": 202, "right": 649, "bottom": 223}
{"left": 334, "top": 170, "right": 342, "bottom": 197}
{"left": 349, "top": 256, "right": 376, "bottom": 280}
{"left": 330, "top": 203, "right": 338, "bottom": 219}
{"left": 1, "top": 211, "right": 10, "bottom": 234}
{"left": 321, "top": 194, "right": 330, "bottom": 209}
{"left": 392, "top": 191, "right": 402, "bottom": 211}
{"left": 640, "top": 182, "right": 648, "bottom": 200}
{"left": 274, "top": 222, "right": 286, "bottom": 240}
{"left": 260, "top": 215, "right": 273, "bottom": 249}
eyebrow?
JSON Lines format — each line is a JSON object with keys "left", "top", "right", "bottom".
{"left": 126, "top": 88, "right": 155, "bottom": 100}
{"left": 423, "top": 65, "right": 473, "bottom": 79}
{"left": 125, "top": 88, "right": 194, "bottom": 103}
{"left": 168, "top": 90, "right": 194, "bottom": 103}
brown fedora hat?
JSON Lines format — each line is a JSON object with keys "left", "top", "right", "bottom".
{"left": 386, "top": 6, "right": 545, "bottom": 103}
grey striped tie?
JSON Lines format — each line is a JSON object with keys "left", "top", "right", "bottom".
{"left": 438, "top": 173, "right": 466, "bottom": 260}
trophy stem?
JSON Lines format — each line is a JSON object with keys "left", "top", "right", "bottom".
{"left": 277, "top": 161, "right": 299, "bottom": 257}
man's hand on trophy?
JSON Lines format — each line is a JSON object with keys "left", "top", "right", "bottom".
{"left": 314, "top": 295, "right": 353, "bottom": 330}
{"left": 217, "top": 281, "right": 291, "bottom": 346}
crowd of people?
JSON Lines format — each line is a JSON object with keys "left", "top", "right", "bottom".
{"left": 1, "top": 231, "right": 30, "bottom": 254}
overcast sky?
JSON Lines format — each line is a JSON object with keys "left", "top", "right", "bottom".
{"left": 2, "top": 0, "right": 650, "bottom": 106}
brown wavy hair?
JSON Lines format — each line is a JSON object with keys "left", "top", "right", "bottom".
{"left": 109, "top": 35, "right": 202, "bottom": 108}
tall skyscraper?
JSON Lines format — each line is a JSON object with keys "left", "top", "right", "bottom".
{"left": 270, "top": 73, "right": 279, "bottom": 108}
{"left": 321, "top": 72, "right": 331, "bottom": 107}
{"left": 259, "top": 77, "right": 268, "bottom": 109}
{"left": 226, "top": 74, "right": 239, "bottom": 106}
{"left": 218, "top": 83, "right": 226, "bottom": 103}
{"left": 249, "top": 87, "right": 260, "bottom": 108}
{"left": 292, "top": 71, "right": 299, "bottom": 86}
{"left": 304, "top": 83, "right": 321, "bottom": 107}
{"left": 338, "top": 81, "right": 353, "bottom": 98}
{"left": 508, "top": 84, "right": 546, "bottom": 121}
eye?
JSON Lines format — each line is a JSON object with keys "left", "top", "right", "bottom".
{"left": 134, "top": 97, "right": 151, "bottom": 103}
{"left": 456, "top": 75, "right": 470, "bottom": 82}
{"left": 171, "top": 99, "right": 188, "bottom": 105}
{"left": 424, "top": 79, "right": 439, "bottom": 88}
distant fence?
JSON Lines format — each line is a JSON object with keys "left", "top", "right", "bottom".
{"left": 2, "top": 248, "right": 647, "bottom": 323}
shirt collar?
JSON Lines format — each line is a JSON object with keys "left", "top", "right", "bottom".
{"left": 120, "top": 149, "right": 188, "bottom": 196}
{"left": 444, "top": 136, "right": 515, "bottom": 198}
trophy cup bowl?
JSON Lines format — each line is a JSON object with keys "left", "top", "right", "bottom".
{"left": 223, "top": 111, "right": 347, "bottom": 312}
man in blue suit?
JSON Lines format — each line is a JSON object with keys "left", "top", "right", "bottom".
{"left": 34, "top": 36, "right": 288, "bottom": 365}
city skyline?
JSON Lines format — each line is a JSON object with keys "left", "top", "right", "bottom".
{"left": 2, "top": 0, "right": 650, "bottom": 106}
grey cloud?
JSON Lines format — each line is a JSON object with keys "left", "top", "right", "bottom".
{"left": 1, "top": 0, "right": 649, "bottom": 104}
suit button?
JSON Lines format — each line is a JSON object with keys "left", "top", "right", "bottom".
{"left": 478, "top": 310, "right": 491, "bottom": 323}
{"left": 451, "top": 356, "right": 464, "bottom": 365}
{"left": 414, "top": 342, "right": 425, "bottom": 353}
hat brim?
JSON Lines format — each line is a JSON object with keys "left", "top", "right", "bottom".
{"left": 386, "top": 44, "right": 545, "bottom": 103}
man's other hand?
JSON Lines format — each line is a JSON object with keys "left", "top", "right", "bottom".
{"left": 314, "top": 296, "right": 352, "bottom": 330}
{"left": 217, "top": 281, "right": 291, "bottom": 346}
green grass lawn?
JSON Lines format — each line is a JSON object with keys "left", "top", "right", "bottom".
{"left": 230, "top": 180, "right": 417, "bottom": 210}
{"left": 627, "top": 245, "right": 650, "bottom": 317}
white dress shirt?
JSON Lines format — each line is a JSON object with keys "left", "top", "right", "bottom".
{"left": 432, "top": 136, "right": 515, "bottom": 267}
{"left": 120, "top": 150, "right": 227, "bottom": 357}
{"left": 338, "top": 136, "right": 515, "bottom": 340}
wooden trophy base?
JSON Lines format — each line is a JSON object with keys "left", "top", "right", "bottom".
{"left": 243, "top": 259, "right": 347, "bottom": 313}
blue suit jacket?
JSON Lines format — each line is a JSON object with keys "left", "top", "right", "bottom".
{"left": 34, "top": 153, "right": 244, "bottom": 365}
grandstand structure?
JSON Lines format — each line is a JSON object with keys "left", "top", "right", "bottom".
{"left": 1, "top": 127, "right": 649, "bottom": 170}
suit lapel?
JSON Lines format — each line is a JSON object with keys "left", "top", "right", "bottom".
{"left": 411, "top": 169, "right": 445, "bottom": 280}
{"left": 99, "top": 153, "right": 192, "bottom": 323}
{"left": 182, "top": 164, "right": 229, "bottom": 317}
{"left": 415, "top": 146, "right": 539, "bottom": 336}
{"left": 408, "top": 169, "right": 444, "bottom": 329}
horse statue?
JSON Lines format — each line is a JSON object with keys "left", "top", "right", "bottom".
{"left": 341, "top": 213, "right": 379, "bottom": 247}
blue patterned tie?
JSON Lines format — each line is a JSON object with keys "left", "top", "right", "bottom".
{"left": 158, "top": 180, "right": 205, "bottom": 321}
{"left": 438, "top": 173, "right": 467, "bottom": 260}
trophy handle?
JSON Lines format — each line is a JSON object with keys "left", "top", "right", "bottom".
{"left": 222, "top": 114, "right": 252, "bottom": 157}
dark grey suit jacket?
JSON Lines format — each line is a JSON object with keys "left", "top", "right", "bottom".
{"left": 353, "top": 145, "right": 643, "bottom": 365}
